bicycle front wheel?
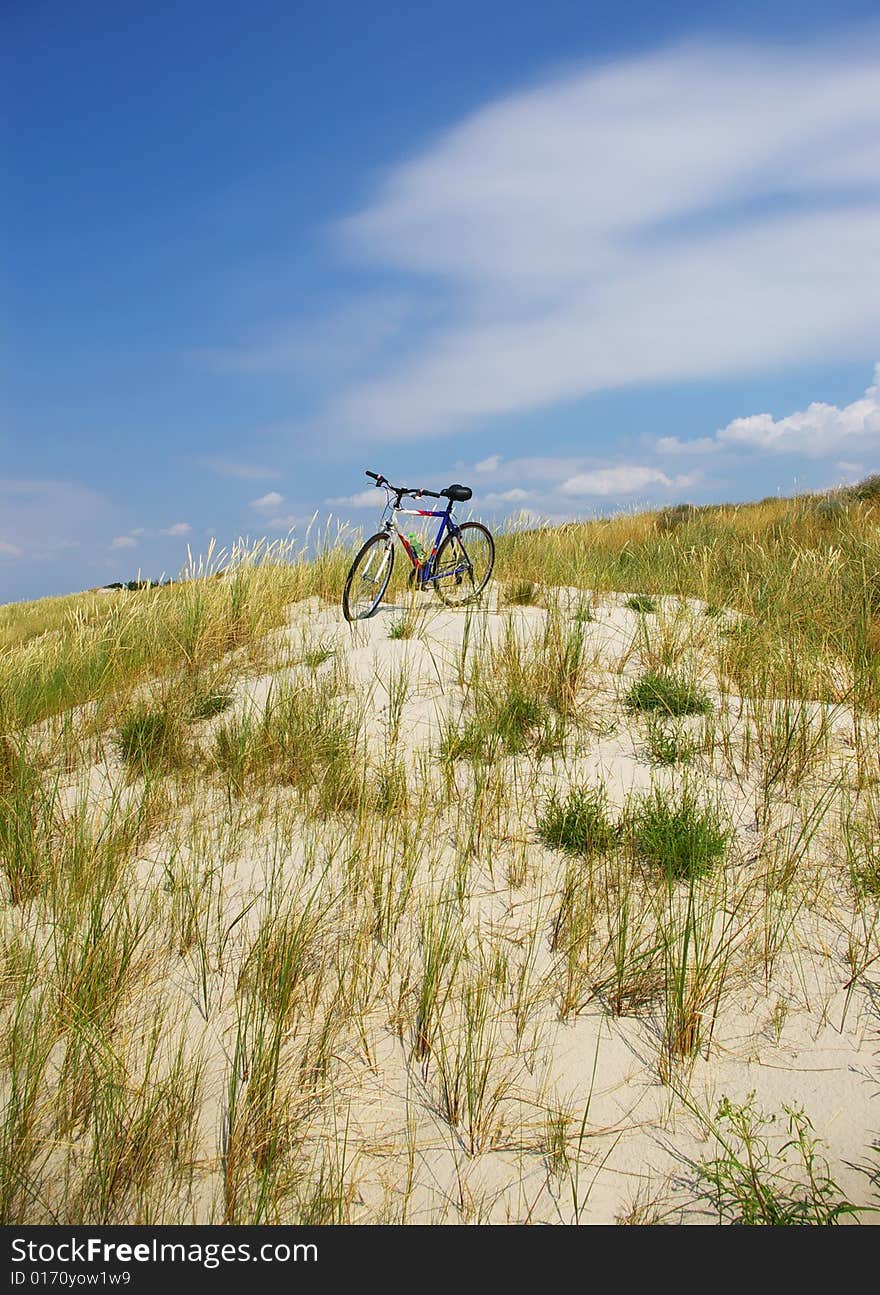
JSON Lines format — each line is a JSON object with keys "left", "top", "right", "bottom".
{"left": 342, "top": 534, "right": 395, "bottom": 621}
{"left": 433, "top": 522, "right": 495, "bottom": 607}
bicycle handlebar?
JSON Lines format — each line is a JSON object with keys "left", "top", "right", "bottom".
{"left": 365, "top": 470, "right": 442, "bottom": 500}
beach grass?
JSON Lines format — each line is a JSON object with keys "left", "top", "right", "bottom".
{"left": 2, "top": 483, "right": 879, "bottom": 1222}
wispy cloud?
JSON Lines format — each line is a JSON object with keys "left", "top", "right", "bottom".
{"left": 0, "top": 540, "right": 22, "bottom": 559}
{"left": 483, "top": 487, "right": 531, "bottom": 505}
{"left": 0, "top": 478, "right": 107, "bottom": 564}
{"left": 196, "top": 456, "right": 281, "bottom": 481}
{"left": 312, "top": 32, "right": 880, "bottom": 444}
{"left": 262, "top": 517, "right": 290, "bottom": 531}
{"left": 191, "top": 296, "right": 411, "bottom": 378}
{"left": 324, "top": 489, "right": 379, "bottom": 508}
{"left": 262, "top": 513, "right": 307, "bottom": 532}
{"left": 455, "top": 454, "right": 584, "bottom": 485}
{"left": 111, "top": 521, "right": 193, "bottom": 549}
{"left": 560, "top": 466, "right": 700, "bottom": 497}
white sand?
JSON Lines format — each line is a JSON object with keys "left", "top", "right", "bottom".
{"left": 24, "top": 588, "right": 880, "bottom": 1223}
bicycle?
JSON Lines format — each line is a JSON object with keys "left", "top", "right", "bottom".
{"left": 341, "top": 470, "right": 495, "bottom": 621}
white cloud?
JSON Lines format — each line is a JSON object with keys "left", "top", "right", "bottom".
{"left": 655, "top": 436, "right": 717, "bottom": 456}
{"left": 111, "top": 535, "right": 138, "bottom": 550}
{"left": 451, "top": 453, "right": 705, "bottom": 504}
{"left": 474, "top": 455, "right": 503, "bottom": 474}
{"left": 451, "top": 453, "right": 703, "bottom": 509}
{"left": 163, "top": 522, "right": 191, "bottom": 536}
{"left": 484, "top": 487, "right": 531, "bottom": 504}
{"left": 658, "top": 363, "right": 880, "bottom": 458}
{"left": 836, "top": 460, "right": 864, "bottom": 477}
{"left": 714, "top": 363, "right": 880, "bottom": 456}
{"left": 251, "top": 491, "right": 284, "bottom": 511}
{"left": 505, "top": 507, "right": 583, "bottom": 528}
{"left": 560, "top": 466, "right": 699, "bottom": 497}
{"left": 461, "top": 454, "right": 584, "bottom": 486}
{"left": 324, "top": 489, "right": 381, "bottom": 508}
{"left": 0, "top": 540, "right": 22, "bottom": 558}
{"left": 265, "top": 515, "right": 299, "bottom": 531}
{"left": 320, "top": 34, "right": 880, "bottom": 443}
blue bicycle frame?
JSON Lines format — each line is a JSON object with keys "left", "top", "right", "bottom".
{"left": 393, "top": 499, "right": 468, "bottom": 585}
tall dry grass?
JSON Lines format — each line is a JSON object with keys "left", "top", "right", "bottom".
{"left": 2, "top": 484, "right": 879, "bottom": 1223}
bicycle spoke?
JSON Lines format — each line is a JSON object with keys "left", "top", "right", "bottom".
{"left": 342, "top": 536, "right": 395, "bottom": 620}
{"left": 433, "top": 522, "right": 494, "bottom": 606}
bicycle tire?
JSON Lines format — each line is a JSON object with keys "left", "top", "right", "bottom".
{"left": 342, "top": 534, "right": 395, "bottom": 621}
{"left": 433, "top": 521, "right": 495, "bottom": 607}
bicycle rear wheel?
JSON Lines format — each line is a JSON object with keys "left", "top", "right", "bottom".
{"left": 433, "top": 522, "right": 494, "bottom": 607}
{"left": 342, "top": 534, "right": 395, "bottom": 621}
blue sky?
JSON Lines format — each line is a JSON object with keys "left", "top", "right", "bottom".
{"left": 3, "top": 0, "right": 879, "bottom": 603}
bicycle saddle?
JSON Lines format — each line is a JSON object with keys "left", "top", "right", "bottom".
{"left": 441, "top": 484, "right": 472, "bottom": 502}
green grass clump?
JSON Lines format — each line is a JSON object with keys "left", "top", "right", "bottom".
{"left": 117, "top": 706, "right": 185, "bottom": 776}
{"left": 238, "top": 904, "right": 323, "bottom": 1028}
{"left": 494, "top": 690, "right": 546, "bottom": 753}
{"left": 214, "top": 679, "right": 363, "bottom": 813}
{"left": 626, "top": 786, "right": 728, "bottom": 880}
{"left": 851, "top": 855, "right": 880, "bottom": 899}
{"left": 625, "top": 594, "right": 657, "bottom": 614}
{"left": 374, "top": 763, "right": 409, "bottom": 816}
{"left": 697, "top": 1095, "right": 865, "bottom": 1225}
{"left": 301, "top": 643, "right": 336, "bottom": 669}
{"left": 845, "top": 806, "right": 880, "bottom": 899}
{"left": 443, "top": 685, "right": 557, "bottom": 761}
{"left": 388, "top": 616, "right": 417, "bottom": 640}
{"left": 625, "top": 671, "right": 711, "bottom": 717}
{"left": 188, "top": 689, "right": 234, "bottom": 720}
{"left": 655, "top": 504, "right": 696, "bottom": 534}
{"left": 644, "top": 715, "right": 694, "bottom": 766}
{"left": 538, "top": 785, "right": 616, "bottom": 858}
